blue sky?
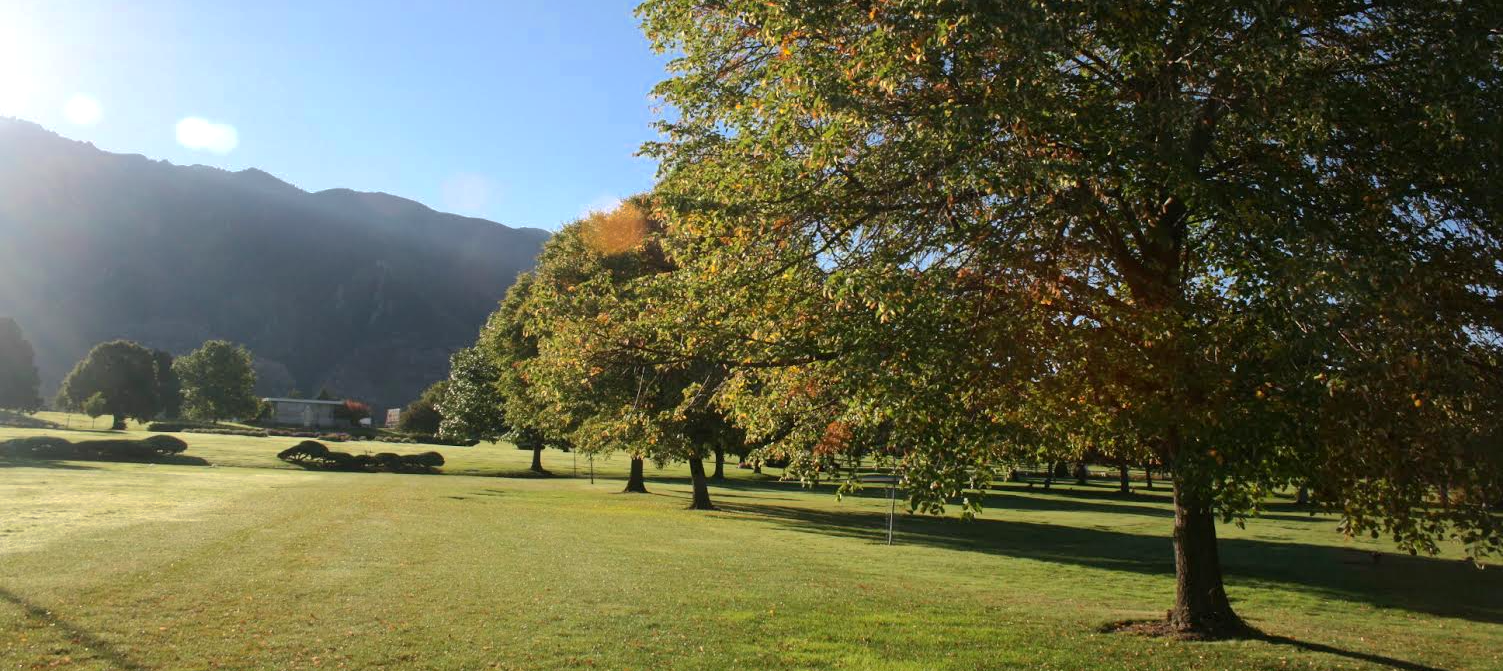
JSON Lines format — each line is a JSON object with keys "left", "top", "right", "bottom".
{"left": 0, "top": 1, "right": 669, "bottom": 230}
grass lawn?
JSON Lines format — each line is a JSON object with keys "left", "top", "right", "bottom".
{"left": 1, "top": 424, "right": 1500, "bottom": 670}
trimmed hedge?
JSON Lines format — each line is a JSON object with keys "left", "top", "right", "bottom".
{"left": 407, "top": 434, "right": 480, "bottom": 447}
{"left": 185, "top": 427, "right": 269, "bottom": 437}
{"left": 276, "top": 441, "right": 444, "bottom": 474}
{"left": 1, "top": 434, "right": 192, "bottom": 462}
{"left": 149, "top": 422, "right": 272, "bottom": 438}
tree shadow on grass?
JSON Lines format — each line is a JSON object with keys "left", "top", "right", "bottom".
{"left": 714, "top": 501, "right": 1503, "bottom": 628}
{"left": 0, "top": 586, "right": 153, "bottom": 671}
{"left": 0, "top": 458, "right": 101, "bottom": 471}
{"left": 1258, "top": 633, "right": 1456, "bottom": 671}
{"left": 0, "top": 454, "right": 210, "bottom": 468}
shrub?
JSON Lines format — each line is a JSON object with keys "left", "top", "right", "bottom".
{"left": 407, "top": 433, "right": 479, "bottom": 447}
{"left": 0, "top": 435, "right": 75, "bottom": 458}
{"left": 184, "top": 427, "right": 268, "bottom": 438}
{"left": 277, "top": 440, "right": 332, "bottom": 465}
{"left": 275, "top": 441, "right": 444, "bottom": 474}
{"left": 140, "top": 434, "right": 189, "bottom": 454}
{"left": 1, "top": 434, "right": 194, "bottom": 462}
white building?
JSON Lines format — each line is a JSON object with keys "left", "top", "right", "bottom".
{"left": 263, "top": 397, "right": 344, "bottom": 428}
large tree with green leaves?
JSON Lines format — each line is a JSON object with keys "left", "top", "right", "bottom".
{"left": 481, "top": 274, "right": 561, "bottom": 475}
{"left": 437, "top": 346, "right": 509, "bottom": 443}
{"left": 0, "top": 317, "right": 41, "bottom": 412}
{"left": 640, "top": 0, "right": 1503, "bottom": 635}
{"left": 58, "top": 340, "right": 164, "bottom": 429}
{"left": 174, "top": 340, "right": 260, "bottom": 422}
{"left": 501, "top": 200, "right": 743, "bottom": 505}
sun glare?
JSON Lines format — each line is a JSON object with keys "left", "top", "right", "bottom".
{"left": 63, "top": 94, "right": 102, "bottom": 126}
{"left": 0, "top": 23, "right": 40, "bottom": 118}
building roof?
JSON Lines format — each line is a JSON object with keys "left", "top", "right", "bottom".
{"left": 262, "top": 397, "right": 346, "bottom": 405}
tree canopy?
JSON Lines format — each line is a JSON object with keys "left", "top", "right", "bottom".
{"left": 437, "top": 346, "right": 508, "bottom": 443}
{"left": 510, "top": 198, "right": 745, "bottom": 507}
{"left": 174, "top": 340, "right": 260, "bottom": 422}
{"left": 0, "top": 317, "right": 41, "bottom": 412}
{"left": 398, "top": 381, "right": 448, "bottom": 435}
{"left": 638, "top": 0, "right": 1503, "bottom": 635}
{"left": 58, "top": 340, "right": 165, "bottom": 429}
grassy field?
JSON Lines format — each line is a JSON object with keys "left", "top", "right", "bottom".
{"left": 1, "top": 421, "right": 1500, "bottom": 670}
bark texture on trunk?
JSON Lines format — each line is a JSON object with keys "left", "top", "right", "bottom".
{"left": 530, "top": 446, "right": 547, "bottom": 474}
{"left": 623, "top": 457, "right": 649, "bottom": 493}
{"left": 1168, "top": 481, "right": 1244, "bottom": 637}
{"left": 712, "top": 446, "right": 726, "bottom": 481}
{"left": 1119, "top": 463, "right": 1131, "bottom": 494}
{"left": 687, "top": 456, "right": 716, "bottom": 510}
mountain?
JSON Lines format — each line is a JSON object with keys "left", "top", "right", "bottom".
{"left": 0, "top": 118, "right": 549, "bottom": 412}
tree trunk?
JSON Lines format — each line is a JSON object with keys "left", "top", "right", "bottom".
{"left": 712, "top": 446, "right": 726, "bottom": 481}
{"left": 111, "top": 414, "right": 126, "bottom": 431}
{"left": 753, "top": 461, "right": 762, "bottom": 474}
{"left": 1119, "top": 463, "right": 1131, "bottom": 495}
{"left": 1295, "top": 485, "right": 1309, "bottom": 506}
{"left": 687, "top": 455, "right": 716, "bottom": 510}
{"left": 1168, "top": 480, "right": 1245, "bottom": 637}
{"left": 623, "top": 456, "right": 649, "bottom": 493}
{"left": 530, "top": 446, "right": 547, "bottom": 474}
{"left": 1143, "top": 465, "right": 1154, "bottom": 490}
{"left": 1043, "top": 461, "right": 1055, "bottom": 489}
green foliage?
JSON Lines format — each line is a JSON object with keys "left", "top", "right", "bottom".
{"left": 58, "top": 340, "right": 165, "bottom": 427}
{"left": 276, "top": 440, "right": 444, "bottom": 473}
{"left": 152, "top": 349, "right": 182, "bottom": 419}
{"left": 0, "top": 317, "right": 41, "bottom": 412}
{"left": 397, "top": 381, "right": 447, "bottom": 435}
{"left": 639, "top": 0, "right": 1503, "bottom": 628}
{"left": 495, "top": 199, "right": 745, "bottom": 504}
{"left": 478, "top": 274, "right": 563, "bottom": 473}
{"left": 174, "top": 340, "right": 260, "bottom": 422}
{"left": 81, "top": 393, "right": 108, "bottom": 421}
{"left": 436, "top": 347, "right": 507, "bottom": 442}
{"left": 0, "top": 434, "right": 189, "bottom": 461}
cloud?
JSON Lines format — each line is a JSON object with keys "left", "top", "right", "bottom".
{"left": 440, "top": 172, "right": 495, "bottom": 216}
{"left": 63, "top": 94, "right": 102, "bottom": 126}
{"left": 175, "top": 117, "right": 238, "bottom": 153}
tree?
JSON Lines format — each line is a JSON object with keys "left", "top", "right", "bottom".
{"left": 315, "top": 387, "right": 335, "bottom": 401}
{"left": 81, "top": 392, "right": 108, "bottom": 429}
{"left": 152, "top": 349, "right": 182, "bottom": 420}
{"left": 58, "top": 340, "right": 163, "bottom": 429}
{"left": 0, "top": 317, "right": 41, "bottom": 412}
{"left": 174, "top": 340, "right": 259, "bottom": 422}
{"left": 515, "top": 199, "right": 746, "bottom": 507}
{"left": 334, "top": 399, "right": 371, "bottom": 427}
{"left": 640, "top": 0, "right": 1503, "bottom": 636}
{"left": 398, "top": 381, "right": 448, "bottom": 435}
{"left": 481, "top": 275, "right": 559, "bottom": 476}
{"left": 437, "top": 347, "right": 509, "bottom": 443}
